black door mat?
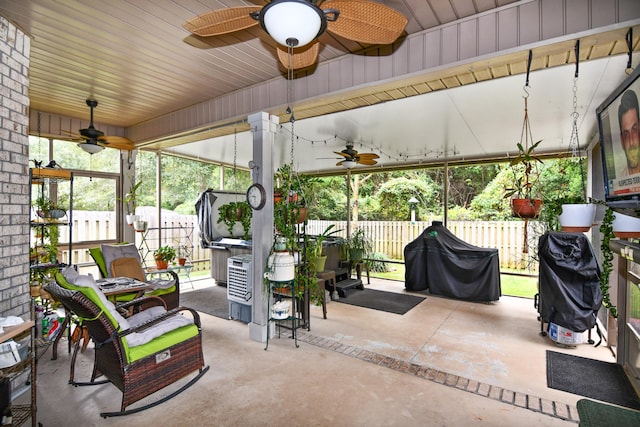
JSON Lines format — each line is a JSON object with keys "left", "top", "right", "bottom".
{"left": 546, "top": 350, "right": 640, "bottom": 410}
{"left": 336, "top": 288, "right": 425, "bottom": 315}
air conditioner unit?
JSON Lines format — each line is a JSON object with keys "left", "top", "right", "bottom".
{"left": 227, "top": 255, "right": 252, "bottom": 322}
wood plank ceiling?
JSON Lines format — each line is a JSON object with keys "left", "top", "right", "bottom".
{"left": 1, "top": 0, "right": 640, "bottom": 173}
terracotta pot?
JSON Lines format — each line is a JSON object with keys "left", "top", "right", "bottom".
{"left": 178, "top": 257, "right": 186, "bottom": 266}
{"left": 559, "top": 203, "right": 596, "bottom": 232}
{"left": 294, "top": 207, "right": 308, "bottom": 223}
{"left": 511, "top": 198, "right": 542, "bottom": 219}
{"left": 154, "top": 257, "right": 168, "bottom": 270}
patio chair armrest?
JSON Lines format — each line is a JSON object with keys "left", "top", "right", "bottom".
{"left": 118, "top": 306, "right": 201, "bottom": 337}
{"left": 116, "top": 295, "right": 167, "bottom": 314}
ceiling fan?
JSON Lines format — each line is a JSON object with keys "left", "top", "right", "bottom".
{"left": 183, "top": 0, "right": 408, "bottom": 70}
{"left": 63, "top": 100, "right": 135, "bottom": 153}
{"left": 334, "top": 143, "right": 379, "bottom": 168}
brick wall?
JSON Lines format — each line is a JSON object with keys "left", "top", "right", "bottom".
{"left": 0, "top": 16, "right": 30, "bottom": 318}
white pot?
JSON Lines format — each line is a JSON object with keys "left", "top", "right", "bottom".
{"left": 126, "top": 214, "right": 140, "bottom": 225}
{"left": 133, "top": 219, "right": 148, "bottom": 233}
{"left": 612, "top": 212, "right": 640, "bottom": 238}
{"left": 558, "top": 203, "right": 596, "bottom": 232}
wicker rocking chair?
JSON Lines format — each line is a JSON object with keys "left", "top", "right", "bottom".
{"left": 45, "top": 274, "right": 209, "bottom": 418}
{"left": 89, "top": 243, "right": 180, "bottom": 309}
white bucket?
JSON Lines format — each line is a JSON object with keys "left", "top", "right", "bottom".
{"left": 267, "top": 251, "right": 295, "bottom": 282}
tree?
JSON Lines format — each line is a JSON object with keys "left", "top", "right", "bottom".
{"left": 373, "top": 177, "right": 438, "bottom": 220}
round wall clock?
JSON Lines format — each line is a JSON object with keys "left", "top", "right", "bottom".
{"left": 246, "top": 183, "right": 267, "bottom": 210}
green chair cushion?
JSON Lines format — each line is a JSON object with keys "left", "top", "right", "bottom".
{"left": 125, "top": 324, "right": 199, "bottom": 363}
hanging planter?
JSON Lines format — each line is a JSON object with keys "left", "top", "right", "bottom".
{"left": 558, "top": 203, "right": 596, "bottom": 232}
{"left": 511, "top": 198, "right": 542, "bottom": 219}
{"left": 612, "top": 211, "right": 640, "bottom": 238}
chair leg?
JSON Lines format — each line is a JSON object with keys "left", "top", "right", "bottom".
{"left": 100, "top": 365, "right": 210, "bottom": 418}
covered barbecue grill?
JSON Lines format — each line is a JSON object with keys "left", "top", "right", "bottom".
{"left": 404, "top": 221, "right": 501, "bottom": 302}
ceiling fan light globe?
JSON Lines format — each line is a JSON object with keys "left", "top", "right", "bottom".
{"left": 80, "top": 143, "right": 105, "bottom": 154}
{"left": 342, "top": 160, "right": 356, "bottom": 169}
{"left": 261, "top": 0, "right": 325, "bottom": 48}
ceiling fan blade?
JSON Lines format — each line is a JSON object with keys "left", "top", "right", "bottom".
{"left": 357, "top": 153, "right": 380, "bottom": 160}
{"left": 334, "top": 151, "right": 351, "bottom": 159}
{"left": 98, "top": 136, "right": 135, "bottom": 150}
{"left": 324, "top": 1, "right": 408, "bottom": 45}
{"left": 276, "top": 41, "right": 319, "bottom": 70}
{"left": 357, "top": 158, "right": 378, "bottom": 166}
{"left": 183, "top": 6, "right": 261, "bottom": 37}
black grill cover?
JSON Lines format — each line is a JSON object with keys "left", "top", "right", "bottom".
{"left": 537, "top": 232, "right": 602, "bottom": 332}
{"left": 404, "top": 221, "right": 501, "bottom": 302}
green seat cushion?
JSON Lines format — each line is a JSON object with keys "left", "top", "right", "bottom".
{"left": 148, "top": 285, "right": 177, "bottom": 297}
{"left": 125, "top": 323, "right": 199, "bottom": 363}
{"left": 89, "top": 247, "right": 108, "bottom": 278}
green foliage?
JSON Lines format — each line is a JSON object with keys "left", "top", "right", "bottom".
{"left": 345, "top": 227, "right": 373, "bottom": 262}
{"left": 374, "top": 177, "right": 438, "bottom": 220}
{"left": 599, "top": 206, "right": 617, "bottom": 318}
{"left": 367, "top": 252, "right": 391, "bottom": 273}
{"left": 153, "top": 245, "right": 176, "bottom": 262}
{"left": 504, "top": 139, "right": 543, "bottom": 200}
{"left": 217, "top": 201, "right": 251, "bottom": 239}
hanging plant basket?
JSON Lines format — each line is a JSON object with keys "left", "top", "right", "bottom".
{"left": 511, "top": 198, "right": 542, "bottom": 219}
{"left": 558, "top": 203, "right": 596, "bottom": 232}
{"left": 612, "top": 211, "right": 640, "bottom": 238}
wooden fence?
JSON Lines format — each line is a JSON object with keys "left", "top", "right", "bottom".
{"left": 305, "top": 219, "right": 541, "bottom": 271}
{"left": 58, "top": 211, "right": 541, "bottom": 273}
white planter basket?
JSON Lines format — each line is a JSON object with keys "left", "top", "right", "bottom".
{"left": 613, "top": 212, "right": 640, "bottom": 238}
{"left": 558, "top": 204, "right": 596, "bottom": 232}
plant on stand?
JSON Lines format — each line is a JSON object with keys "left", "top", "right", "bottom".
{"left": 153, "top": 245, "right": 176, "bottom": 270}
{"left": 121, "top": 179, "right": 142, "bottom": 226}
{"left": 311, "top": 224, "right": 341, "bottom": 273}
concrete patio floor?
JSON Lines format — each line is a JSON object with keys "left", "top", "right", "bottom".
{"left": 29, "top": 277, "right": 617, "bottom": 426}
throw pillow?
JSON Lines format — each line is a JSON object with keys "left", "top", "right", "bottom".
{"left": 101, "top": 243, "right": 141, "bottom": 278}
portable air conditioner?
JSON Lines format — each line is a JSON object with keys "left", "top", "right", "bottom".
{"left": 227, "top": 255, "right": 252, "bottom": 322}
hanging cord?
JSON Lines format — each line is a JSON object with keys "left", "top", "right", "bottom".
{"left": 626, "top": 27, "right": 634, "bottom": 73}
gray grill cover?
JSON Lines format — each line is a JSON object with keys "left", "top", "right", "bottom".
{"left": 404, "top": 221, "right": 501, "bottom": 302}
{"left": 537, "top": 232, "right": 602, "bottom": 332}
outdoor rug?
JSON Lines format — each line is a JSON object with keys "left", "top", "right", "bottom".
{"left": 336, "top": 289, "right": 425, "bottom": 315}
{"left": 179, "top": 285, "right": 229, "bottom": 320}
{"left": 546, "top": 350, "right": 640, "bottom": 410}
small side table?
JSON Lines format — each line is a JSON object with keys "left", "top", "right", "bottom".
{"left": 317, "top": 270, "right": 337, "bottom": 302}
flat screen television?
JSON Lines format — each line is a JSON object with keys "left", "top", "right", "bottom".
{"left": 598, "top": 65, "right": 640, "bottom": 217}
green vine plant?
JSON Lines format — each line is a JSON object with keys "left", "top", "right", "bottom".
{"left": 598, "top": 205, "right": 617, "bottom": 318}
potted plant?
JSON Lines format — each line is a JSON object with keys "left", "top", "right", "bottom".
{"left": 153, "top": 245, "right": 176, "bottom": 270}
{"left": 538, "top": 154, "right": 596, "bottom": 232}
{"left": 311, "top": 224, "right": 341, "bottom": 273}
{"left": 345, "top": 227, "right": 373, "bottom": 264}
{"left": 505, "top": 139, "right": 544, "bottom": 219}
{"left": 121, "top": 179, "right": 142, "bottom": 225}
{"left": 35, "top": 196, "right": 66, "bottom": 220}
{"left": 176, "top": 245, "right": 187, "bottom": 266}
{"left": 217, "top": 201, "right": 251, "bottom": 239}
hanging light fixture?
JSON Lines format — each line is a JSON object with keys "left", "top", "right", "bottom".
{"left": 253, "top": 0, "right": 338, "bottom": 48}
{"left": 341, "top": 160, "right": 356, "bottom": 169}
{"left": 79, "top": 139, "right": 105, "bottom": 154}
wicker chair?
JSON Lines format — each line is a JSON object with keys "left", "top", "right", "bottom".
{"left": 45, "top": 274, "right": 209, "bottom": 418}
{"left": 89, "top": 244, "right": 180, "bottom": 309}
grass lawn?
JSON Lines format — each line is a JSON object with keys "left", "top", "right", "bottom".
{"left": 369, "top": 262, "right": 538, "bottom": 299}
